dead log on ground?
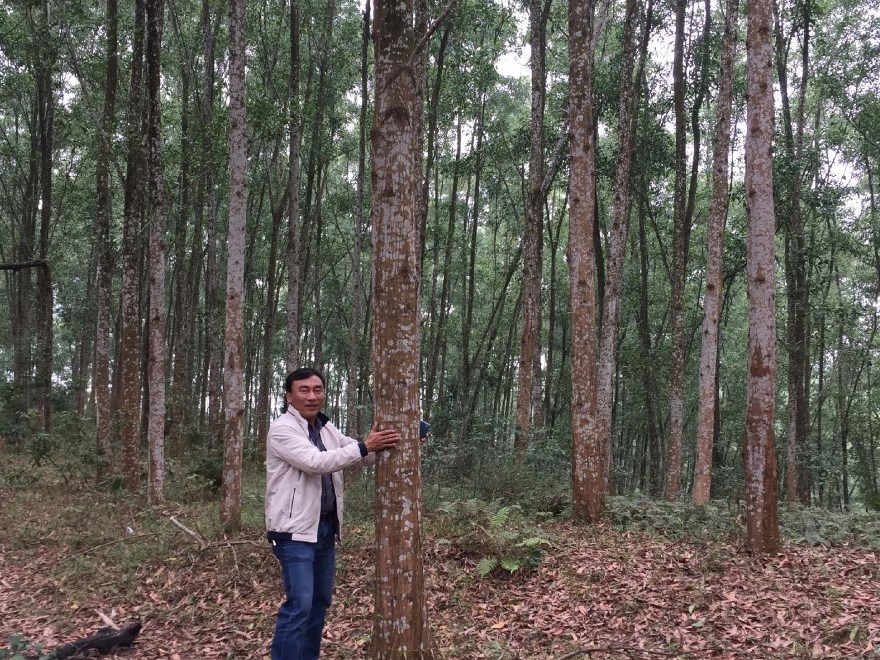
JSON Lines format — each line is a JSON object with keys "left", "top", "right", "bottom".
{"left": 51, "top": 621, "right": 141, "bottom": 658}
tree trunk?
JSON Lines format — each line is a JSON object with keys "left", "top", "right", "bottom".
{"left": 285, "top": 0, "right": 303, "bottom": 371}
{"left": 95, "top": 0, "right": 119, "bottom": 476}
{"left": 596, "top": 0, "right": 639, "bottom": 492}
{"left": 513, "top": 0, "right": 548, "bottom": 463}
{"left": 369, "top": 0, "right": 432, "bottom": 654}
{"left": 743, "top": 0, "right": 780, "bottom": 552}
{"left": 663, "top": 0, "right": 689, "bottom": 501}
{"left": 568, "top": 0, "right": 602, "bottom": 523}
{"left": 146, "top": 0, "right": 167, "bottom": 504}
{"left": 220, "top": 0, "right": 248, "bottom": 531}
{"left": 119, "top": 0, "right": 148, "bottom": 491}
{"left": 693, "top": 0, "right": 739, "bottom": 505}
{"left": 775, "top": 0, "right": 812, "bottom": 509}
{"left": 346, "top": 0, "right": 370, "bottom": 438}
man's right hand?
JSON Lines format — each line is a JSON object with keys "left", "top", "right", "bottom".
{"left": 364, "top": 424, "right": 400, "bottom": 452}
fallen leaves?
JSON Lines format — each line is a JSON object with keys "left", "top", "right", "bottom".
{"left": 1, "top": 511, "right": 879, "bottom": 659}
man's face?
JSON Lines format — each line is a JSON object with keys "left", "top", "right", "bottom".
{"left": 287, "top": 375, "right": 325, "bottom": 423}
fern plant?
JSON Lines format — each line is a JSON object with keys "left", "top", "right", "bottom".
{"left": 431, "top": 499, "right": 551, "bottom": 578}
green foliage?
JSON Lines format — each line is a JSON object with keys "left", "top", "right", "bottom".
{"left": 607, "top": 496, "right": 744, "bottom": 543}
{"left": 780, "top": 507, "right": 880, "bottom": 549}
{"left": 431, "top": 499, "right": 551, "bottom": 578}
{"left": 0, "top": 634, "right": 50, "bottom": 660}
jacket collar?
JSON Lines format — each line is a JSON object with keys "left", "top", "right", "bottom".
{"left": 286, "top": 408, "right": 330, "bottom": 429}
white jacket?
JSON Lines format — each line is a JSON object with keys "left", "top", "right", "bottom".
{"left": 265, "top": 408, "right": 373, "bottom": 541}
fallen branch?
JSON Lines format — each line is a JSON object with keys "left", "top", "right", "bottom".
{"left": 169, "top": 515, "right": 207, "bottom": 548}
{"left": 51, "top": 620, "right": 141, "bottom": 658}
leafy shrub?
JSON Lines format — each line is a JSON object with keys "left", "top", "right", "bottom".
{"left": 0, "top": 634, "right": 50, "bottom": 660}
{"left": 430, "top": 499, "right": 551, "bottom": 578}
{"left": 780, "top": 507, "right": 880, "bottom": 549}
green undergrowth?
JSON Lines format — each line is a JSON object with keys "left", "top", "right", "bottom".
{"left": 606, "top": 494, "right": 880, "bottom": 549}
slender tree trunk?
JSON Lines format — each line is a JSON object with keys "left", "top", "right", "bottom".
{"left": 169, "top": 62, "right": 194, "bottom": 449}
{"left": 596, "top": 0, "right": 638, "bottom": 492}
{"left": 369, "top": 0, "right": 432, "bottom": 654}
{"left": 95, "top": 0, "right": 119, "bottom": 476}
{"left": 513, "top": 0, "right": 548, "bottom": 462}
{"left": 285, "top": 0, "right": 303, "bottom": 371}
{"left": 693, "top": 0, "right": 739, "bottom": 505}
{"left": 636, "top": 193, "right": 662, "bottom": 495}
{"left": 775, "top": 0, "right": 812, "bottom": 509}
{"left": 663, "top": 0, "right": 689, "bottom": 501}
{"left": 346, "top": 0, "right": 370, "bottom": 438}
{"left": 743, "top": 0, "right": 780, "bottom": 552}
{"left": 119, "top": 0, "right": 148, "bottom": 490}
{"left": 568, "top": 0, "right": 602, "bottom": 523}
{"left": 221, "top": 0, "right": 248, "bottom": 530}
{"left": 146, "top": 0, "right": 167, "bottom": 504}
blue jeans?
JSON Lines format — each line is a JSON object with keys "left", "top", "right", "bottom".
{"left": 271, "top": 519, "right": 337, "bottom": 660}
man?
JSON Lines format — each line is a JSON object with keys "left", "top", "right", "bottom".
{"left": 265, "top": 367, "right": 399, "bottom": 659}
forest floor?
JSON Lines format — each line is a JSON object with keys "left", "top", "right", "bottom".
{"left": 1, "top": 452, "right": 879, "bottom": 659}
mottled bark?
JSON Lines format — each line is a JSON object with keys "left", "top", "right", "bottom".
{"left": 513, "top": 0, "right": 547, "bottom": 462}
{"left": 568, "top": 0, "right": 602, "bottom": 523}
{"left": 369, "top": 0, "right": 432, "bottom": 654}
{"left": 146, "top": 0, "right": 166, "bottom": 504}
{"left": 743, "top": 0, "right": 780, "bottom": 552}
{"left": 169, "top": 61, "right": 194, "bottom": 449}
{"left": 119, "top": 0, "right": 147, "bottom": 491}
{"left": 95, "top": 0, "right": 119, "bottom": 476}
{"left": 596, "top": 0, "right": 638, "bottom": 492}
{"left": 220, "top": 0, "right": 248, "bottom": 530}
{"left": 693, "top": 0, "right": 739, "bottom": 506}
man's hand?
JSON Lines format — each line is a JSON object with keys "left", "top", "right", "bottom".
{"left": 364, "top": 425, "right": 400, "bottom": 452}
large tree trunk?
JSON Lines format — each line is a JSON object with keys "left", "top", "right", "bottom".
{"left": 368, "top": 0, "right": 432, "bottom": 655}
{"left": 568, "top": 0, "right": 602, "bottom": 523}
{"left": 693, "top": 0, "right": 739, "bottom": 505}
{"left": 145, "top": 0, "right": 167, "bottom": 504}
{"left": 596, "top": 0, "right": 639, "bottom": 492}
{"left": 220, "top": 0, "right": 248, "bottom": 531}
{"left": 743, "top": 0, "right": 780, "bottom": 553}
{"left": 513, "top": 0, "right": 548, "bottom": 462}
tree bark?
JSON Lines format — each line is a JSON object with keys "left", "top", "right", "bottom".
{"left": 369, "top": 0, "right": 432, "bottom": 654}
{"left": 743, "top": 0, "right": 780, "bottom": 552}
{"left": 693, "top": 0, "right": 739, "bottom": 505}
{"left": 513, "top": 0, "right": 548, "bottom": 463}
{"left": 596, "top": 0, "right": 639, "bottom": 492}
{"left": 119, "top": 0, "right": 148, "bottom": 491}
{"left": 95, "top": 0, "right": 119, "bottom": 476}
{"left": 568, "top": 0, "right": 602, "bottom": 523}
{"left": 346, "top": 0, "right": 371, "bottom": 438}
{"left": 285, "top": 0, "right": 303, "bottom": 371}
{"left": 221, "top": 0, "right": 248, "bottom": 531}
{"left": 146, "top": 0, "right": 167, "bottom": 504}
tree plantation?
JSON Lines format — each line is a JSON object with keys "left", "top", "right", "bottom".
{"left": 1, "top": 0, "right": 879, "bottom": 656}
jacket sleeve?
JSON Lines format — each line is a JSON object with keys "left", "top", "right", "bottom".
{"left": 327, "top": 422, "right": 377, "bottom": 467}
{"left": 269, "top": 420, "right": 366, "bottom": 475}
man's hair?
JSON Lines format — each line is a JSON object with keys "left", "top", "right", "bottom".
{"left": 281, "top": 367, "right": 326, "bottom": 412}
{"left": 285, "top": 367, "right": 325, "bottom": 391}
